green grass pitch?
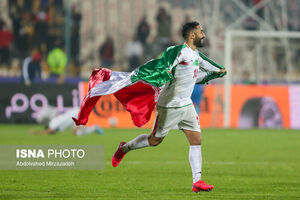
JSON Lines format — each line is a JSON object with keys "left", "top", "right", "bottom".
{"left": 0, "top": 124, "right": 299, "bottom": 199}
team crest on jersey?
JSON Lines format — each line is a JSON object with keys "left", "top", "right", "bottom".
{"left": 193, "top": 60, "right": 199, "bottom": 66}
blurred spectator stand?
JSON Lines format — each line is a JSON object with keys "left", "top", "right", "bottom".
{"left": 137, "top": 16, "right": 150, "bottom": 48}
{"left": 126, "top": 36, "right": 143, "bottom": 71}
{"left": 156, "top": 7, "right": 172, "bottom": 51}
{"left": 33, "top": 8, "right": 49, "bottom": 52}
{"left": 47, "top": 45, "right": 67, "bottom": 83}
{"left": 22, "top": 51, "right": 42, "bottom": 85}
{"left": 70, "top": 5, "right": 82, "bottom": 74}
{"left": 0, "top": 19, "right": 14, "bottom": 76}
{"left": 99, "top": 36, "right": 114, "bottom": 68}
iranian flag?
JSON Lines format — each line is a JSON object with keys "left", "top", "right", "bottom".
{"left": 73, "top": 44, "right": 225, "bottom": 127}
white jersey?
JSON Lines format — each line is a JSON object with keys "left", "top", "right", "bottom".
{"left": 35, "top": 106, "right": 58, "bottom": 125}
{"left": 49, "top": 107, "right": 79, "bottom": 132}
{"left": 157, "top": 44, "right": 221, "bottom": 108}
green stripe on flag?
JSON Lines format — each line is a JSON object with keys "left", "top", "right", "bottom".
{"left": 197, "top": 52, "right": 226, "bottom": 84}
{"left": 198, "top": 52, "right": 225, "bottom": 69}
{"left": 131, "top": 45, "right": 184, "bottom": 88}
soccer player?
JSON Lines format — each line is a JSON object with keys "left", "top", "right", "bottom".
{"left": 112, "top": 21, "right": 226, "bottom": 192}
{"left": 31, "top": 106, "right": 104, "bottom": 135}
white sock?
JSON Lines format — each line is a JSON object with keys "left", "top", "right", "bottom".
{"left": 122, "top": 134, "right": 150, "bottom": 153}
{"left": 76, "top": 126, "right": 96, "bottom": 136}
{"left": 189, "top": 145, "right": 202, "bottom": 183}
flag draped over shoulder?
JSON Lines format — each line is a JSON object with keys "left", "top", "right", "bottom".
{"left": 73, "top": 45, "right": 184, "bottom": 127}
{"left": 73, "top": 44, "right": 226, "bottom": 127}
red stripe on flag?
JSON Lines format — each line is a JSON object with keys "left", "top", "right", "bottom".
{"left": 88, "top": 68, "right": 112, "bottom": 90}
{"left": 73, "top": 68, "right": 160, "bottom": 127}
{"left": 73, "top": 68, "right": 112, "bottom": 125}
{"left": 114, "top": 81, "right": 159, "bottom": 127}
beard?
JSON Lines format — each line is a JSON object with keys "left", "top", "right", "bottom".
{"left": 194, "top": 36, "right": 204, "bottom": 48}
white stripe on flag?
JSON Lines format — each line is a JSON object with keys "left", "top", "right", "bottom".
{"left": 90, "top": 71, "right": 132, "bottom": 97}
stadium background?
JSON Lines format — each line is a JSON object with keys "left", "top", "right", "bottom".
{"left": 0, "top": 0, "right": 300, "bottom": 199}
{"left": 1, "top": 0, "right": 300, "bottom": 129}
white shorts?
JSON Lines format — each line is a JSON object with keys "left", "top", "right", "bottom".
{"left": 151, "top": 104, "right": 201, "bottom": 138}
{"left": 49, "top": 107, "right": 79, "bottom": 132}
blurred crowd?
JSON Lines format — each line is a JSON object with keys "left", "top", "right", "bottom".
{"left": 0, "top": 0, "right": 189, "bottom": 84}
{"left": 0, "top": 0, "right": 81, "bottom": 83}
{"left": 0, "top": 0, "right": 300, "bottom": 84}
{"left": 98, "top": 7, "right": 176, "bottom": 72}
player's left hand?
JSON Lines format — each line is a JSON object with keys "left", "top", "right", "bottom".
{"left": 217, "top": 69, "right": 226, "bottom": 74}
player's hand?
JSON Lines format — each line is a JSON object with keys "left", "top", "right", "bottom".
{"left": 217, "top": 69, "right": 226, "bottom": 74}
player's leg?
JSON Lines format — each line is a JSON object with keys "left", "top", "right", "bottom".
{"left": 74, "top": 125, "right": 104, "bottom": 136}
{"left": 112, "top": 107, "right": 179, "bottom": 167}
{"left": 121, "top": 112, "right": 167, "bottom": 153}
{"left": 112, "top": 114, "right": 162, "bottom": 167}
{"left": 179, "top": 105, "right": 214, "bottom": 192}
{"left": 183, "top": 130, "right": 202, "bottom": 182}
{"left": 183, "top": 129, "right": 214, "bottom": 192}
{"left": 112, "top": 134, "right": 154, "bottom": 167}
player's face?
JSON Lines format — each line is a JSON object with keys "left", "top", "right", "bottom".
{"left": 193, "top": 25, "right": 206, "bottom": 48}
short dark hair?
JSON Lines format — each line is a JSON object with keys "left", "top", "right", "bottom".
{"left": 181, "top": 21, "right": 200, "bottom": 40}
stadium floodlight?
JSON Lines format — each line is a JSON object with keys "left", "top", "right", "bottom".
{"left": 224, "top": 30, "right": 300, "bottom": 128}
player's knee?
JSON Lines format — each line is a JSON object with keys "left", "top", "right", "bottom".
{"left": 148, "top": 139, "right": 162, "bottom": 146}
{"left": 195, "top": 137, "right": 202, "bottom": 145}
{"left": 191, "top": 137, "right": 202, "bottom": 145}
{"left": 148, "top": 135, "right": 164, "bottom": 146}
{"left": 149, "top": 141, "right": 158, "bottom": 146}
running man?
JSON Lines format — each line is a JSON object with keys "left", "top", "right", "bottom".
{"left": 112, "top": 21, "right": 226, "bottom": 192}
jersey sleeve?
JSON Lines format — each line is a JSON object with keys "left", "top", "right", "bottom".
{"left": 199, "top": 57, "right": 221, "bottom": 72}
